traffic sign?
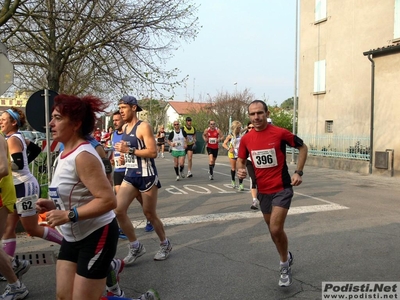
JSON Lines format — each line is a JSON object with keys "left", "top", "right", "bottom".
{"left": 0, "top": 53, "right": 14, "bottom": 95}
{"left": 25, "top": 89, "right": 58, "bottom": 133}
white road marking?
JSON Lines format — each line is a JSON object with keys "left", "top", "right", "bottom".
{"left": 150, "top": 164, "right": 349, "bottom": 228}
{"left": 131, "top": 203, "right": 348, "bottom": 228}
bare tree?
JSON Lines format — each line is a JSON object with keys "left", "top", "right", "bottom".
{"left": 211, "top": 89, "right": 254, "bottom": 134}
{"left": 181, "top": 89, "right": 254, "bottom": 134}
{"left": 1, "top": 0, "right": 200, "bottom": 98}
{"left": 138, "top": 97, "right": 168, "bottom": 132}
{"left": 0, "top": 0, "right": 22, "bottom": 27}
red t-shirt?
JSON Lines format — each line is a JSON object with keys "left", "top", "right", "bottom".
{"left": 238, "top": 125, "right": 302, "bottom": 194}
{"left": 205, "top": 128, "right": 220, "bottom": 149}
{"left": 94, "top": 130, "right": 101, "bottom": 142}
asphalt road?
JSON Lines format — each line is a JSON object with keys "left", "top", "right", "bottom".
{"left": 4, "top": 153, "right": 400, "bottom": 300}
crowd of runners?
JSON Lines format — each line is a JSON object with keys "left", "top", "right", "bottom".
{"left": 0, "top": 96, "right": 307, "bottom": 299}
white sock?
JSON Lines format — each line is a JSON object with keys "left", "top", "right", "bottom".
{"left": 280, "top": 252, "right": 291, "bottom": 266}
{"left": 280, "top": 260, "right": 289, "bottom": 267}
{"left": 131, "top": 240, "right": 140, "bottom": 248}
{"left": 9, "top": 279, "right": 21, "bottom": 288}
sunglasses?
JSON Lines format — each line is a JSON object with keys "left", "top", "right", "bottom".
{"left": 173, "top": 124, "right": 179, "bottom": 126}
{"left": 248, "top": 126, "right": 254, "bottom": 129}
{"left": 210, "top": 123, "right": 215, "bottom": 125}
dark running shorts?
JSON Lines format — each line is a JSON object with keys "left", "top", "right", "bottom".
{"left": 113, "top": 171, "right": 125, "bottom": 186}
{"left": 123, "top": 175, "right": 162, "bottom": 192}
{"left": 57, "top": 218, "right": 119, "bottom": 279}
{"left": 186, "top": 144, "right": 194, "bottom": 153}
{"left": 258, "top": 188, "right": 293, "bottom": 214}
{"left": 206, "top": 147, "right": 218, "bottom": 158}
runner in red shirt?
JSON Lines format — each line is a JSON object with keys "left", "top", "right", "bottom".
{"left": 94, "top": 128, "right": 101, "bottom": 142}
{"left": 237, "top": 100, "right": 308, "bottom": 288}
{"left": 202, "top": 120, "right": 223, "bottom": 180}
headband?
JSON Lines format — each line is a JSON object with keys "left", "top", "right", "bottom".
{"left": 6, "top": 109, "right": 21, "bottom": 127}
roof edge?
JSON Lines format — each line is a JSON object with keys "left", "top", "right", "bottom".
{"left": 363, "top": 43, "right": 400, "bottom": 57}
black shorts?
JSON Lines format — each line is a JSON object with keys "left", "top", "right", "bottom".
{"left": 113, "top": 171, "right": 125, "bottom": 186}
{"left": 57, "top": 218, "right": 119, "bottom": 279}
{"left": 258, "top": 188, "right": 293, "bottom": 214}
{"left": 185, "top": 144, "right": 194, "bottom": 153}
{"left": 123, "top": 175, "right": 162, "bottom": 192}
{"left": 206, "top": 147, "right": 218, "bottom": 158}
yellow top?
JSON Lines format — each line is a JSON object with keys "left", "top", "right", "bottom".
{"left": 0, "top": 132, "right": 16, "bottom": 212}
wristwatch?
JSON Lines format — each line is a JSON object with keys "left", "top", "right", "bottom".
{"left": 128, "top": 147, "right": 136, "bottom": 155}
{"left": 68, "top": 209, "right": 77, "bottom": 223}
{"left": 294, "top": 170, "right": 303, "bottom": 176}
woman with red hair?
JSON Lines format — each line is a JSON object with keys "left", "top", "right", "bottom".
{"left": 36, "top": 94, "right": 119, "bottom": 300}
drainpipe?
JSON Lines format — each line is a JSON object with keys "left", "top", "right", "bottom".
{"left": 366, "top": 54, "right": 375, "bottom": 175}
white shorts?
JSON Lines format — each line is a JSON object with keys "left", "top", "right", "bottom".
{"left": 15, "top": 177, "right": 40, "bottom": 217}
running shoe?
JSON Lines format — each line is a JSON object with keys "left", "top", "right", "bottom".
{"left": 231, "top": 180, "right": 236, "bottom": 188}
{"left": 144, "top": 221, "right": 154, "bottom": 232}
{"left": 106, "top": 258, "right": 125, "bottom": 297}
{"left": 279, "top": 265, "right": 292, "bottom": 287}
{"left": 250, "top": 199, "right": 259, "bottom": 210}
{"left": 209, "top": 174, "right": 213, "bottom": 180}
{"left": 238, "top": 183, "right": 244, "bottom": 191}
{"left": 289, "top": 251, "right": 294, "bottom": 266}
{"left": 113, "top": 258, "right": 125, "bottom": 279}
{"left": 279, "top": 252, "right": 294, "bottom": 287}
{"left": 180, "top": 171, "right": 185, "bottom": 178}
{"left": 123, "top": 243, "right": 146, "bottom": 265}
{"left": 154, "top": 240, "right": 172, "bottom": 261}
{"left": 187, "top": 171, "right": 193, "bottom": 178}
{"left": 137, "top": 289, "right": 160, "bottom": 300}
{"left": 12, "top": 259, "right": 30, "bottom": 280}
{"left": 106, "top": 288, "right": 125, "bottom": 298}
{"left": 118, "top": 228, "right": 127, "bottom": 240}
{"left": 161, "top": 153, "right": 164, "bottom": 158}
{"left": 0, "top": 283, "right": 29, "bottom": 300}
{"left": 176, "top": 176, "right": 180, "bottom": 181}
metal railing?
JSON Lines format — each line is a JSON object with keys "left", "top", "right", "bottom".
{"left": 289, "top": 134, "right": 370, "bottom": 161}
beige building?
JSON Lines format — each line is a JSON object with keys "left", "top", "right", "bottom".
{"left": 298, "top": 0, "right": 400, "bottom": 176}
{"left": 0, "top": 91, "right": 29, "bottom": 107}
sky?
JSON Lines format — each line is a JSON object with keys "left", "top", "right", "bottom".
{"left": 166, "top": 0, "right": 298, "bottom": 106}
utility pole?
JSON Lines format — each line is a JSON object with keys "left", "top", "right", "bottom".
{"left": 291, "top": 0, "right": 299, "bottom": 164}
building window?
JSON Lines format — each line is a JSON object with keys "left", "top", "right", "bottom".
{"left": 325, "top": 120, "right": 333, "bottom": 133}
{"left": 16, "top": 100, "right": 22, "bottom": 106}
{"left": 1, "top": 100, "right": 5, "bottom": 105}
{"left": 395, "top": 0, "right": 400, "bottom": 40}
{"left": 315, "top": 0, "right": 327, "bottom": 23}
{"left": 314, "top": 60, "right": 326, "bottom": 94}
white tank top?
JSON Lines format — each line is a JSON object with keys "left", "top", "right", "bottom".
{"left": 171, "top": 129, "right": 185, "bottom": 151}
{"left": 49, "top": 142, "right": 115, "bottom": 242}
{"left": 6, "top": 132, "right": 34, "bottom": 185}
